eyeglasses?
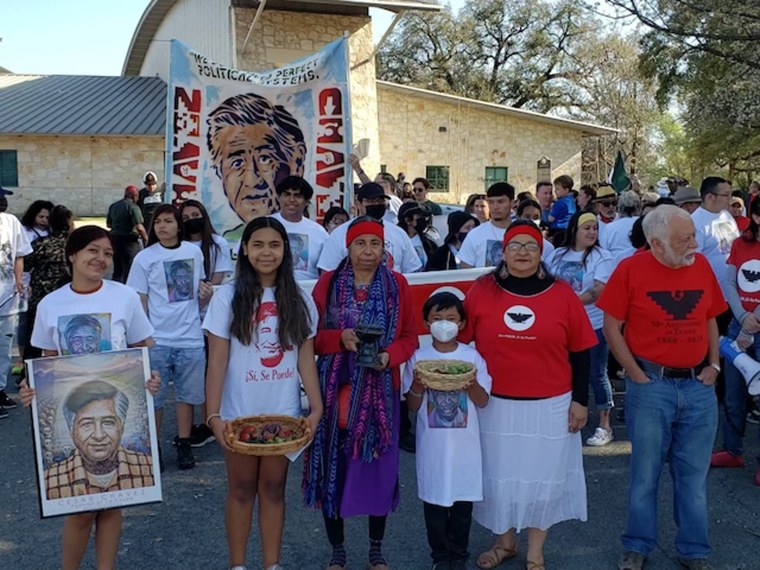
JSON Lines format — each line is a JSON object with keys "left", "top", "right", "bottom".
{"left": 506, "top": 242, "right": 540, "bottom": 252}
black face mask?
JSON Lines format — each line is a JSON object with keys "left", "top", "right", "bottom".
{"left": 457, "top": 231, "right": 469, "bottom": 244}
{"left": 365, "top": 204, "right": 386, "bottom": 220}
{"left": 185, "top": 218, "right": 205, "bottom": 234}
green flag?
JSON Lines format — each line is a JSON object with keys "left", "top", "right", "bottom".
{"left": 609, "top": 150, "right": 631, "bottom": 194}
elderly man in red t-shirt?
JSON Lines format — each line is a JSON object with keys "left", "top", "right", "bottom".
{"left": 598, "top": 205, "right": 726, "bottom": 570}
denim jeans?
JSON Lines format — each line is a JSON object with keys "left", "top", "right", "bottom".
{"left": 622, "top": 372, "right": 717, "bottom": 559}
{"left": 590, "top": 329, "right": 614, "bottom": 410}
{"left": 0, "top": 315, "right": 18, "bottom": 391}
{"left": 149, "top": 345, "right": 206, "bottom": 409}
{"left": 722, "top": 319, "right": 760, "bottom": 462}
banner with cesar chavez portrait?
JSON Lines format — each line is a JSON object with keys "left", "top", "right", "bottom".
{"left": 166, "top": 38, "right": 352, "bottom": 242}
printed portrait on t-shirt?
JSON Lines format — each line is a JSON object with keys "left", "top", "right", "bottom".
{"left": 0, "top": 241, "right": 13, "bottom": 280}
{"left": 381, "top": 239, "right": 395, "bottom": 269}
{"left": 256, "top": 301, "right": 283, "bottom": 368}
{"left": 713, "top": 221, "right": 738, "bottom": 254}
{"left": 555, "top": 261, "right": 584, "bottom": 292}
{"left": 486, "top": 239, "right": 502, "bottom": 267}
{"left": 164, "top": 259, "right": 195, "bottom": 303}
{"left": 288, "top": 233, "right": 308, "bottom": 271}
{"left": 57, "top": 314, "right": 112, "bottom": 355}
{"left": 427, "top": 389, "right": 467, "bottom": 428}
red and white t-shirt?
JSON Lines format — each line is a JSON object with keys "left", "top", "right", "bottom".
{"left": 597, "top": 251, "right": 727, "bottom": 368}
{"left": 727, "top": 238, "right": 760, "bottom": 313}
{"left": 461, "top": 276, "right": 597, "bottom": 398}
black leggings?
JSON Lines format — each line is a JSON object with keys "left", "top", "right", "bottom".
{"left": 323, "top": 513, "right": 387, "bottom": 546}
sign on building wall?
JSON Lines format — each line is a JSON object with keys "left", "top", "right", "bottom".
{"left": 166, "top": 38, "right": 352, "bottom": 241}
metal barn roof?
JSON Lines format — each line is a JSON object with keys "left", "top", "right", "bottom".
{"left": 0, "top": 74, "right": 166, "bottom": 136}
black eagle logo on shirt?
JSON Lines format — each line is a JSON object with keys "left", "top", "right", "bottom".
{"left": 646, "top": 290, "right": 704, "bottom": 320}
{"left": 742, "top": 269, "right": 760, "bottom": 283}
{"left": 506, "top": 312, "right": 532, "bottom": 323}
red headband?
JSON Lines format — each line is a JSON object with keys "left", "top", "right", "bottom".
{"left": 502, "top": 224, "right": 543, "bottom": 252}
{"left": 346, "top": 221, "right": 384, "bottom": 247}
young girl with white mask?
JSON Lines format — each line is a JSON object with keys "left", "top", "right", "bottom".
{"left": 402, "top": 292, "right": 491, "bottom": 570}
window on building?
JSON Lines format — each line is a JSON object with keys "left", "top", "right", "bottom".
{"left": 484, "top": 166, "right": 508, "bottom": 191}
{"left": 0, "top": 151, "right": 18, "bottom": 187}
{"left": 425, "top": 166, "right": 450, "bottom": 192}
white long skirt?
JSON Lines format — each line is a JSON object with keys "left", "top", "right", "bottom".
{"left": 473, "top": 392, "right": 587, "bottom": 533}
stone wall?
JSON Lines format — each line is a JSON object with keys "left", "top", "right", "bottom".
{"left": 0, "top": 135, "right": 165, "bottom": 217}
{"left": 377, "top": 86, "right": 584, "bottom": 204}
{"left": 233, "top": 9, "right": 381, "bottom": 174}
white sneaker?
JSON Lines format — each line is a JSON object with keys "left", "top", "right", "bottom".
{"left": 586, "top": 427, "right": 614, "bottom": 446}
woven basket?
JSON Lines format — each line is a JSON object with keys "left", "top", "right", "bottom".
{"left": 225, "top": 415, "right": 311, "bottom": 456}
{"left": 415, "top": 359, "right": 476, "bottom": 392}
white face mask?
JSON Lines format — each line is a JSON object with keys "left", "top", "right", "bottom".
{"left": 429, "top": 320, "right": 459, "bottom": 343}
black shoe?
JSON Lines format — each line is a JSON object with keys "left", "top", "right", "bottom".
{"left": 190, "top": 423, "right": 215, "bottom": 448}
{"left": 0, "top": 407, "right": 8, "bottom": 420}
{"left": 450, "top": 560, "right": 468, "bottom": 570}
{"left": 431, "top": 562, "right": 451, "bottom": 570}
{"left": 177, "top": 439, "right": 195, "bottom": 470}
{"left": 399, "top": 432, "right": 416, "bottom": 453}
{"left": 0, "top": 391, "right": 17, "bottom": 409}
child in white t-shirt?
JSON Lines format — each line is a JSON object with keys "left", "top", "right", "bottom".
{"left": 402, "top": 292, "right": 491, "bottom": 570}
{"left": 203, "top": 216, "right": 323, "bottom": 570}
{"left": 127, "top": 204, "right": 212, "bottom": 471}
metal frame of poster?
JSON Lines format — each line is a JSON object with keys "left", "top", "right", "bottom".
{"left": 165, "top": 37, "right": 352, "bottom": 244}
{"left": 27, "top": 348, "right": 162, "bottom": 518}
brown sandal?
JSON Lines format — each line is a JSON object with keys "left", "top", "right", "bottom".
{"left": 526, "top": 562, "right": 545, "bottom": 570}
{"left": 476, "top": 542, "right": 519, "bottom": 569}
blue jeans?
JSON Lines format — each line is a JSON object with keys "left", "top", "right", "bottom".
{"left": 149, "top": 345, "right": 206, "bottom": 409}
{"left": 622, "top": 373, "right": 717, "bottom": 559}
{"left": 0, "top": 315, "right": 17, "bottom": 391}
{"left": 590, "top": 329, "right": 613, "bottom": 410}
{"left": 722, "top": 320, "right": 760, "bottom": 462}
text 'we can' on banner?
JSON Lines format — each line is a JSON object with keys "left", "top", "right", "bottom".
{"left": 166, "top": 38, "right": 352, "bottom": 242}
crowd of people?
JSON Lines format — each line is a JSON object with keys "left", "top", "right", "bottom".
{"left": 0, "top": 165, "right": 758, "bottom": 570}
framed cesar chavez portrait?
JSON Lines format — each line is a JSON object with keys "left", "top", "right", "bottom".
{"left": 27, "top": 348, "right": 162, "bottom": 518}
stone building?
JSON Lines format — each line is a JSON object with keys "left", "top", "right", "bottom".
{"left": 0, "top": 0, "right": 613, "bottom": 215}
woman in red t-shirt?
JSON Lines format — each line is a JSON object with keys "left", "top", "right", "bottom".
{"left": 713, "top": 197, "right": 760, "bottom": 484}
{"left": 460, "top": 220, "right": 597, "bottom": 570}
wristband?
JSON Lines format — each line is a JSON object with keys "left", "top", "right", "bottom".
{"left": 709, "top": 362, "right": 721, "bottom": 373}
{"left": 206, "top": 413, "right": 222, "bottom": 426}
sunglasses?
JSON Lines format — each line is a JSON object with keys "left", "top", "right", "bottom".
{"left": 599, "top": 200, "right": 618, "bottom": 207}
{"left": 413, "top": 188, "right": 426, "bottom": 193}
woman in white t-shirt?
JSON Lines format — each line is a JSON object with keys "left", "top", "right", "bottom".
{"left": 203, "top": 216, "right": 323, "bottom": 570}
{"left": 20, "top": 225, "right": 158, "bottom": 570}
{"left": 548, "top": 211, "right": 615, "bottom": 446}
{"left": 127, "top": 204, "right": 212, "bottom": 470}
{"left": 179, "top": 199, "right": 233, "bottom": 285}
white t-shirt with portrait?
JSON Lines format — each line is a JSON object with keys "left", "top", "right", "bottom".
{"left": 547, "top": 247, "right": 614, "bottom": 330}
{"left": 271, "top": 213, "right": 329, "bottom": 280}
{"left": 202, "top": 284, "right": 318, "bottom": 420}
{"left": 127, "top": 241, "right": 205, "bottom": 348}
{"left": 317, "top": 220, "right": 423, "bottom": 274}
{"left": 692, "top": 207, "right": 740, "bottom": 288}
{"left": 31, "top": 280, "right": 154, "bottom": 354}
{"left": 402, "top": 343, "right": 492, "bottom": 507}
{"left": 0, "top": 213, "right": 33, "bottom": 317}
{"left": 458, "top": 221, "right": 554, "bottom": 268}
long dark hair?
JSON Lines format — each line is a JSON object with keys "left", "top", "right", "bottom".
{"left": 743, "top": 194, "right": 760, "bottom": 242}
{"left": 63, "top": 225, "right": 113, "bottom": 283}
{"left": 147, "top": 204, "right": 184, "bottom": 246}
{"left": 231, "top": 216, "right": 311, "bottom": 348}
{"left": 179, "top": 200, "right": 220, "bottom": 278}
{"left": 49, "top": 205, "right": 73, "bottom": 234}
{"left": 21, "top": 200, "right": 54, "bottom": 229}
{"left": 556, "top": 210, "right": 601, "bottom": 268}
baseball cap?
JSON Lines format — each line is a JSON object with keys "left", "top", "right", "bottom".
{"left": 0, "top": 186, "right": 14, "bottom": 196}
{"left": 357, "top": 182, "right": 390, "bottom": 201}
{"left": 124, "top": 185, "right": 139, "bottom": 199}
{"left": 673, "top": 187, "right": 702, "bottom": 205}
